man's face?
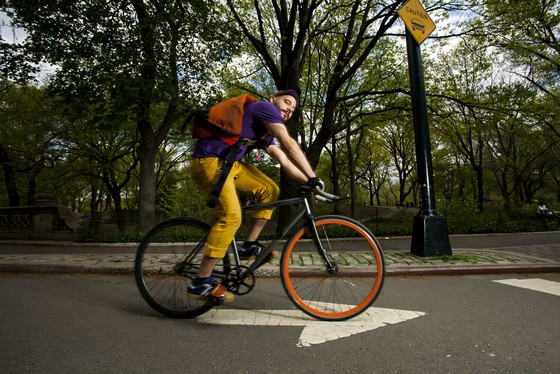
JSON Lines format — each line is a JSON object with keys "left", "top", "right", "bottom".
{"left": 270, "top": 95, "right": 297, "bottom": 121}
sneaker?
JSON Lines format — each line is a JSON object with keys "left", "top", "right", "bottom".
{"left": 238, "top": 241, "right": 277, "bottom": 262}
{"left": 187, "top": 277, "right": 234, "bottom": 303}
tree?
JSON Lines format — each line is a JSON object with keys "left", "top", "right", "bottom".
{"left": 429, "top": 34, "right": 500, "bottom": 211}
{"left": 484, "top": 84, "right": 558, "bottom": 205}
{"left": 379, "top": 119, "right": 416, "bottom": 205}
{"left": 226, "top": 0, "right": 404, "bottom": 166}
{"left": 224, "top": 1, "right": 406, "bottom": 228}
{"left": 463, "top": 0, "right": 560, "bottom": 206}
{"left": 472, "top": 0, "right": 560, "bottom": 103}
{"left": 59, "top": 112, "right": 140, "bottom": 232}
{"left": 224, "top": 1, "right": 471, "bottom": 227}
{"left": 4, "top": 0, "right": 237, "bottom": 230}
{"left": 0, "top": 84, "right": 60, "bottom": 206}
{"left": 356, "top": 134, "right": 392, "bottom": 206}
{"left": 0, "top": 22, "right": 38, "bottom": 85}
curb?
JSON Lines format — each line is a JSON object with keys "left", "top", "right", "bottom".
{"left": 2, "top": 262, "right": 560, "bottom": 277}
{"left": 386, "top": 264, "right": 560, "bottom": 276}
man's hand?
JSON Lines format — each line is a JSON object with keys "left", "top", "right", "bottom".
{"left": 307, "top": 177, "right": 325, "bottom": 191}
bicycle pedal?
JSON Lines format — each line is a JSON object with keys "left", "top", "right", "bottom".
{"left": 206, "top": 294, "right": 225, "bottom": 306}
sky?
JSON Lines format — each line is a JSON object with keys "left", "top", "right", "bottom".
{"left": 0, "top": 10, "right": 26, "bottom": 42}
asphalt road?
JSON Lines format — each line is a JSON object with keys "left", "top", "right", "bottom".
{"left": 1, "top": 272, "right": 559, "bottom": 373}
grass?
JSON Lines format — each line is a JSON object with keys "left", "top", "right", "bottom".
{"left": 427, "top": 253, "right": 482, "bottom": 264}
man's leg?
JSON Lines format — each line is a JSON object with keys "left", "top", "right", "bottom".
{"left": 234, "top": 163, "right": 280, "bottom": 258}
{"left": 234, "top": 163, "right": 280, "bottom": 220}
{"left": 245, "top": 218, "right": 268, "bottom": 242}
{"left": 190, "top": 157, "right": 243, "bottom": 260}
{"left": 196, "top": 257, "right": 221, "bottom": 278}
{"left": 188, "top": 158, "right": 241, "bottom": 302}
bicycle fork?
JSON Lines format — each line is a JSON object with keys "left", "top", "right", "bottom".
{"left": 302, "top": 199, "right": 338, "bottom": 275}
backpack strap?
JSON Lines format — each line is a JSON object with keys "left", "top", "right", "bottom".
{"left": 206, "top": 138, "right": 257, "bottom": 208}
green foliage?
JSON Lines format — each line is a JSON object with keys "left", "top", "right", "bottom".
{"left": 364, "top": 208, "right": 416, "bottom": 237}
{"left": 160, "top": 172, "right": 212, "bottom": 222}
{"left": 3, "top": 0, "right": 560, "bottom": 241}
{"left": 0, "top": 84, "right": 64, "bottom": 206}
{"left": 437, "top": 200, "right": 557, "bottom": 234}
{"left": 358, "top": 201, "right": 558, "bottom": 238}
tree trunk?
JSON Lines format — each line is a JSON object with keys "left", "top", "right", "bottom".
{"left": 331, "top": 133, "right": 339, "bottom": 196}
{"left": 0, "top": 143, "right": 20, "bottom": 206}
{"left": 132, "top": 0, "right": 178, "bottom": 232}
{"left": 138, "top": 142, "right": 157, "bottom": 232}
{"left": 476, "top": 166, "right": 484, "bottom": 212}
{"left": 346, "top": 128, "right": 355, "bottom": 219}
{"left": 89, "top": 185, "right": 99, "bottom": 233}
{"left": 112, "top": 192, "right": 126, "bottom": 233}
{"left": 330, "top": 133, "right": 341, "bottom": 215}
{"left": 26, "top": 162, "right": 42, "bottom": 206}
{"left": 103, "top": 177, "right": 127, "bottom": 233}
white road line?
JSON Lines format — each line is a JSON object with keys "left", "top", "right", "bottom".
{"left": 195, "top": 306, "right": 426, "bottom": 347}
{"left": 493, "top": 278, "right": 560, "bottom": 297}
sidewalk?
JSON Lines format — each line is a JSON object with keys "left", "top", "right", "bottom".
{"left": 1, "top": 241, "right": 559, "bottom": 276}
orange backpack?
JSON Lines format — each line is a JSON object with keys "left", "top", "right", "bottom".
{"left": 191, "top": 94, "right": 258, "bottom": 145}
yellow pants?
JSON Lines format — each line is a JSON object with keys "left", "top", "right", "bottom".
{"left": 190, "top": 158, "right": 280, "bottom": 258}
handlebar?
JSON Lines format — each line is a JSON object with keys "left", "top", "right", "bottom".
{"left": 301, "top": 186, "right": 347, "bottom": 203}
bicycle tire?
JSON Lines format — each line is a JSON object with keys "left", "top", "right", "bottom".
{"left": 134, "top": 217, "right": 215, "bottom": 318}
{"left": 280, "top": 215, "right": 385, "bottom": 321}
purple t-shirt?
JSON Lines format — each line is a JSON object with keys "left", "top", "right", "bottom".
{"left": 192, "top": 101, "right": 283, "bottom": 160}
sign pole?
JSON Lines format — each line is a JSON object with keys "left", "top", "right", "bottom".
{"left": 405, "top": 29, "right": 452, "bottom": 257}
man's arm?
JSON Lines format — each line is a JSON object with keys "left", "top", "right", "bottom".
{"left": 265, "top": 144, "right": 308, "bottom": 183}
{"left": 264, "top": 123, "right": 315, "bottom": 181}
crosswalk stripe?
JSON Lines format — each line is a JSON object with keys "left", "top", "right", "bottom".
{"left": 493, "top": 278, "right": 560, "bottom": 297}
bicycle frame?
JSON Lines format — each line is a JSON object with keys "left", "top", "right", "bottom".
{"left": 217, "top": 190, "right": 337, "bottom": 282}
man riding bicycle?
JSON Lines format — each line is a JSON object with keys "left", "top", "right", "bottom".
{"left": 188, "top": 89, "right": 324, "bottom": 302}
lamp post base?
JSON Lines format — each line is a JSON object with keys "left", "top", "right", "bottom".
{"left": 410, "top": 212, "right": 452, "bottom": 257}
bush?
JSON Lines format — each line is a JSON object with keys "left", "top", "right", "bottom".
{"left": 363, "top": 208, "right": 416, "bottom": 236}
{"left": 361, "top": 200, "right": 559, "bottom": 237}
{"left": 79, "top": 200, "right": 559, "bottom": 243}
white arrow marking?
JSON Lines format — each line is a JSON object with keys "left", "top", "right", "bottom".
{"left": 195, "top": 306, "right": 426, "bottom": 347}
{"left": 494, "top": 278, "right": 560, "bottom": 297}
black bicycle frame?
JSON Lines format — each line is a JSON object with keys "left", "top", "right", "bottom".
{"left": 178, "top": 190, "right": 338, "bottom": 285}
{"left": 229, "top": 192, "right": 337, "bottom": 273}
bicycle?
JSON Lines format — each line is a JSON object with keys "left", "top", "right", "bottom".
{"left": 134, "top": 186, "right": 385, "bottom": 321}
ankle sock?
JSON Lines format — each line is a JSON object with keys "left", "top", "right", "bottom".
{"left": 195, "top": 276, "right": 213, "bottom": 285}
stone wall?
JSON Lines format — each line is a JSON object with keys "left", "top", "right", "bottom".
{"left": 0, "top": 204, "right": 78, "bottom": 241}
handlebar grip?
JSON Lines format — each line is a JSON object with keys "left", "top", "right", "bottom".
{"left": 312, "top": 187, "right": 346, "bottom": 202}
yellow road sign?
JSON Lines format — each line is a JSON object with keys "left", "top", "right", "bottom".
{"left": 397, "top": 0, "right": 436, "bottom": 45}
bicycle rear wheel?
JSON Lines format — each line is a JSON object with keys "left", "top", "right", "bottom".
{"left": 280, "top": 215, "right": 385, "bottom": 321}
{"left": 134, "top": 218, "right": 214, "bottom": 318}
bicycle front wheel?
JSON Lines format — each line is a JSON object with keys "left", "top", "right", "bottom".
{"left": 280, "top": 215, "right": 385, "bottom": 321}
{"left": 134, "top": 218, "right": 214, "bottom": 318}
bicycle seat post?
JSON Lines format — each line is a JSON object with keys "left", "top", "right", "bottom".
{"left": 230, "top": 239, "right": 241, "bottom": 265}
